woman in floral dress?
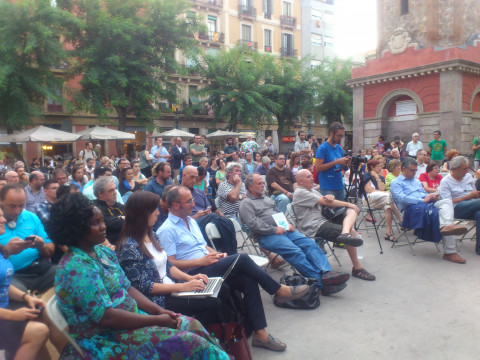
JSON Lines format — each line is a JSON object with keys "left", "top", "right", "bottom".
{"left": 46, "top": 193, "right": 228, "bottom": 360}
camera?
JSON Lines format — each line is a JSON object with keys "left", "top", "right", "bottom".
{"left": 351, "top": 154, "right": 367, "bottom": 168}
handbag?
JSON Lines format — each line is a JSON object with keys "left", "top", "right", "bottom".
{"left": 207, "top": 322, "right": 253, "bottom": 360}
{"left": 274, "top": 274, "right": 321, "bottom": 309}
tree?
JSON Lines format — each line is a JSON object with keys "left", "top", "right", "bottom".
{"left": 264, "top": 57, "right": 317, "bottom": 151}
{"left": 312, "top": 58, "right": 353, "bottom": 127}
{"left": 60, "top": 0, "right": 202, "bottom": 153}
{"left": 201, "top": 46, "right": 280, "bottom": 131}
{"left": 0, "top": 0, "right": 77, "bottom": 161}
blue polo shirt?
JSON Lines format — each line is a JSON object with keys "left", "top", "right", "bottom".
{"left": 144, "top": 178, "right": 173, "bottom": 197}
{"left": 0, "top": 210, "right": 52, "bottom": 270}
{"left": 315, "top": 141, "right": 345, "bottom": 191}
{"left": 157, "top": 213, "right": 209, "bottom": 263}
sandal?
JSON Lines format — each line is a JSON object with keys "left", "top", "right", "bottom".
{"left": 365, "top": 215, "right": 376, "bottom": 223}
{"left": 384, "top": 234, "right": 395, "bottom": 242}
{"left": 352, "top": 267, "right": 376, "bottom": 281}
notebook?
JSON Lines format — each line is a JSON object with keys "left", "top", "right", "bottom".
{"left": 172, "top": 254, "right": 240, "bottom": 298}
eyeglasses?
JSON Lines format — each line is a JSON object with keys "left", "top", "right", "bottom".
{"left": 179, "top": 199, "right": 194, "bottom": 204}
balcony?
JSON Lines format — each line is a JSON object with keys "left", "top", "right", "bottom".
{"left": 238, "top": 40, "right": 258, "bottom": 51}
{"left": 280, "top": 47, "right": 298, "bottom": 58}
{"left": 238, "top": 4, "right": 256, "bottom": 19}
{"left": 197, "top": 31, "right": 225, "bottom": 45}
{"left": 264, "top": 12, "right": 272, "bottom": 20}
{"left": 264, "top": 45, "right": 272, "bottom": 52}
{"left": 189, "top": 0, "right": 223, "bottom": 12}
{"left": 280, "top": 15, "right": 297, "bottom": 28}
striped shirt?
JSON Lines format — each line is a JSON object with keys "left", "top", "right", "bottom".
{"left": 217, "top": 180, "right": 246, "bottom": 216}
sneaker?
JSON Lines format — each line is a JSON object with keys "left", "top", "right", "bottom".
{"left": 321, "top": 270, "right": 350, "bottom": 286}
{"left": 334, "top": 233, "right": 363, "bottom": 247}
{"left": 321, "top": 282, "right": 347, "bottom": 296}
{"left": 274, "top": 285, "right": 309, "bottom": 304}
{"left": 252, "top": 334, "right": 287, "bottom": 352}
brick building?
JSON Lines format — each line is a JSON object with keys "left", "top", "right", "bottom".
{"left": 348, "top": 0, "right": 480, "bottom": 153}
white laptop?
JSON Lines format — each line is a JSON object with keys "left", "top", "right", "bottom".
{"left": 172, "top": 254, "right": 240, "bottom": 298}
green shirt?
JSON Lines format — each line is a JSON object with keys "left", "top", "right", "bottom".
{"left": 385, "top": 172, "right": 396, "bottom": 191}
{"left": 428, "top": 139, "right": 447, "bottom": 160}
{"left": 189, "top": 144, "right": 205, "bottom": 162}
{"left": 473, "top": 137, "right": 480, "bottom": 160}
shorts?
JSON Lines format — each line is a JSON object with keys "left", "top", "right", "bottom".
{"left": 0, "top": 301, "right": 28, "bottom": 354}
{"left": 365, "top": 191, "right": 392, "bottom": 211}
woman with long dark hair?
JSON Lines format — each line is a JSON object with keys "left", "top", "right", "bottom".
{"left": 46, "top": 193, "right": 228, "bottom": 359}
{"left": 118, "top": 167, "right": 140, "bottom": 196}
{"left": 68, "top": 166, "right": 86, "bottom": 192}
{"left": 117, "top": 191, "right": 224, "bottom": 327}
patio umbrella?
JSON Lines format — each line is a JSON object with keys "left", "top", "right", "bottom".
{"left": 0, "top": 125, "right": 81, "bottom": 143}
{"left": 150, "top": 129, "right": 196, "bottom": 140}
{"left": 75, "top": 125, "right": 135, "bottom": 140}
{"left": 206, "top": 130, "right": 246, "bottom": 139}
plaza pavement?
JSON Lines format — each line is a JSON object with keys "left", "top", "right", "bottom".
{"left": 250, "top": 225, "right": 480, "bottom": 360}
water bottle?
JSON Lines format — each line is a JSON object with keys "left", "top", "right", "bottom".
{"left": 356, "top": 232, "right": 364, "bottom": 259}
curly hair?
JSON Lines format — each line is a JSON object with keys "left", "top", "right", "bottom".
{"left": 45, "top": 193, "right": 95, "bottom": 247}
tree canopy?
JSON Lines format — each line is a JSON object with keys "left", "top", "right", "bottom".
{"left": 0, "top": 0, "right": 77, "bottom": 159}
{"left": 59, "top": 0, "right": 202, "bottom": 152}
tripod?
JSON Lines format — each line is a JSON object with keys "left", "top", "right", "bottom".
{"left": 345, "top": 163, "right": 384, "bottom": 254}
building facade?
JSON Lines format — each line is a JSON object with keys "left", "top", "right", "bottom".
{"left": 349, "top": 0, "right": 480, "bottom": 154}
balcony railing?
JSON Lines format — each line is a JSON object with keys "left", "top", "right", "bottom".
{"left": 238, "top": 39, "right": 258, "bottom": 51}
{"left": 280, "top": 47, "right": 298, "bottom": 58}
{"left": 47, "top": 103, "right": 63, "bottom": 112}
{"left": 238, "top": 4, "right": 256, "bottom": 19}
{"left": 189, "top": 0, "right": 223, "bottom": 8}
{"left": 198, "top": 31, "right": 225, "bottom": 43}
{"left": 280, "top": 15, "right": 297, "bottom": 28}
{"left": 264, "top": 12, "right": 272, "bottom": 19}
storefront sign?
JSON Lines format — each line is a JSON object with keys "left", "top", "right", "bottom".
{"left": 282, "top": 136, "right": 296, "bottom": 142}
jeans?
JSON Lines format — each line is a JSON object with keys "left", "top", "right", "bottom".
{"left": 270, "top": 193, "right": 291, "bottom": 213}
{"left": 453, "top": 199, "right": 480, "bottom": 253}
{"left": 320, "top": 188, "right": 345, "bottom": 202}
{"left": 475, "top": 159, "right": 480, "bottom": 171}
{"left": 259, "top": 230, "right": 332, "bottom": 288}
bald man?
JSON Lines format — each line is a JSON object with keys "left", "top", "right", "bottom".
{"left": 293, "top": 169, "right": 376, "bottom": 281}
{"left": 25, "top": 171, "right": 46, "bottom": 212}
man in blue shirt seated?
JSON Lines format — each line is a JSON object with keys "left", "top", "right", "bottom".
{"left": 157, "top": 185, "right": 309, "bottom": 352}
{"left": 0, "top": 183, "right": 56, "bottom": 292}
{"left": 390, "top": 157, "right": 468, "bottom": 264}
{"left": 144, "top": 162, "right": 172, "bottom": 197}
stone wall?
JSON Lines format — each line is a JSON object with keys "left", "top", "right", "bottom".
{"left": 377, "top": 0, "right": 480, "bottom": 55}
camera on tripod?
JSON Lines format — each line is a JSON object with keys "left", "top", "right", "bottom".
{"left": 346, "top": 150, "right": 367, "bottom": 169}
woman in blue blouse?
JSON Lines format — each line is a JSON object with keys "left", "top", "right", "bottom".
{"left": 117, "top": 191, "right": 224, "bottom": 327}
{"left": 46, "top": 193, "right": 228, "bottom": 360}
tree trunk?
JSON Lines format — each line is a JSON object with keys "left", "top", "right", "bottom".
{"left": 115, "top": 106, "right": 127, "bottom": 155}
{"left": 6, "top": 128, "right": 25, "bottom": 163}
{"left": 277, "top": 118, "right": 285, "bottom": 154}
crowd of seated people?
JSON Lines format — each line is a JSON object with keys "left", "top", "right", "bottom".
{"left": 1, "top": 129, "right": 480, "bottom": 358}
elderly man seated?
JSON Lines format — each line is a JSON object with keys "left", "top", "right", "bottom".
{"left": 239, "top": 174, "right": 350, "bottom": 295}
{"left": 157, "top": 185, "right": 309, "bottom": 352}
{"left": 92, "top": 177, "right": 124, "bottom": 245}
{"left": 293, "top": 169, "right": 375, "bottom": 281}
{"left": 438, "top": 156, "right": 480, "bottom": 255}
{"left": 390, "top": 157, "right": 468, "bottom": 264}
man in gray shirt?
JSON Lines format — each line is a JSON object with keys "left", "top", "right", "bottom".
{"left": 439, "top": 156, "right": 480, "bottom": 255}
{"left": 239, "top": 173, "right": 350, "bottom": 295}
{"left": 294, "top": 130, "right": 311, "bottom": 160}
{"left": 293, "top": 169, "right": 375, "bottom": 281}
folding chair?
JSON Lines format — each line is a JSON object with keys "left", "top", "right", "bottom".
{"left": 286, "top": 203, "right": 341, "bottom": 266}
{"left": 205, "top": 222, "right": 269, "bottom": 268}
{"left": 46, "top": 296, "right": 85, "bottom": 359}
{"left": 390, "top": 197, "right": 440, "bottom": 256}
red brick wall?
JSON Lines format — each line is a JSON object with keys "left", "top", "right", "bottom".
{"left": 462, "top": 73, "right": 480, "bottom": 111}
{"left": 353, "top": 45, "right": 480, "bottom": 79}
{"left": 363, "top": 74, "right": 440, "bottom": 119}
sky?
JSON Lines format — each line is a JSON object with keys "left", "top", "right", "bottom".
{"left": 334, "top": 0, "right": 377, "bottom": 59}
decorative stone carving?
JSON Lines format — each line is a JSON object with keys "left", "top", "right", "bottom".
{"left": 388, "top": 28, "right": 411, "bottom": 54}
